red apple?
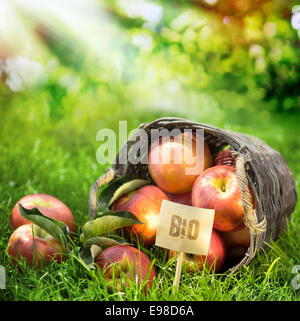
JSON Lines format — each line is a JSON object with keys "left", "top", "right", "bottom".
{"left": 94, "top": 245, "right": 156, "bottom": 292}
{"left": 192, "top": 165, "right": 255, "bottom": 232}
{"left": 169, "top": 230, "right": 226, "bottom": 273}
{"left": 112, "top": 185, "right": 169, "bottom": 246}
{"left": 220, "top": 225, "right": 250, "bottom": 260}
{"left": 11, "top": 194, "right": 76, "bottom": 235}
{"left": 148, "top": 132, "right": 212, "bottom": 194}
{"left": 213, "top": 149, "right": 235, "bottom": 166}
{"left": 167, "top": 191, "right": 192, "bottom": 206}
{"left": 7, "top": 224, "right": 64, "bottom": 267}
{"left": 220, "top": 225, "right": 250, "bottom": 249}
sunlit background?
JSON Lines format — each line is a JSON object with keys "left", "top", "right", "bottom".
{"left": 1, "top": 0, "right": 300, "bottom": 145}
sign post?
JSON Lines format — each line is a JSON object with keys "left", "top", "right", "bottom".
{"left": 155, "top": 200, "right": 215, "bottom": 294}
{"left": 173, "top": 251, "right": 184, "bottom": 294}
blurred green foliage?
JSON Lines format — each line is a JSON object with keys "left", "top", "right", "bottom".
{"left": 0, "top": 0, "right": 299, "bottom": 126}
{"left": 107, "top": 0, "right": 300, "bottom": 112}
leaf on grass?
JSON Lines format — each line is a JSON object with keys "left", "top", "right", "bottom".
{"left": 80, "top": 210, "right": 143, "bottom": 242}
{"left": 79, "top": 235, "right": 129, "bottom": 269}
{"left": 18, "top": 203, "right": 69, "bottom": 250}
{"left": 98, "top": 174, "right": 150, "bottom": 211}
{"left": 78, "top": 246, "right": 96, "bottom": 269}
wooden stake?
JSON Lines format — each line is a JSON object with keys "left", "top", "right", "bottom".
{"left": 173, "top": 251, "right": 184, "bottom": 294}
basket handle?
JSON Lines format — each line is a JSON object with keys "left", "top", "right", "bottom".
{"left": 233, "top": 152, "right": 267, "bottom": 235}
{"left": 89, "top": 167, "right": 116, "bottom": 220}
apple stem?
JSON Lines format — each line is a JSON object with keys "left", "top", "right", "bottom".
{"left": 173, "top": 251, "right": 184, "bottom": 294}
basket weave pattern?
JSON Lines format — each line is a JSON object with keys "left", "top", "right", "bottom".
{"left": 89, "top": 117, "right": 297, "bottom": 273}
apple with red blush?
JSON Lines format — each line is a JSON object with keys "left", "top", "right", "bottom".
{"left": 7, "top": 224, "right": 65, "bottom": 267}
{"left": 192, "top": 165, "right": 255, "bottom": 232}
{"left": 220, "top": 225, "right": 251, "bottom": 260}
{"left": 213, "top": 149, "right": 235, "bottom": 166}
{"left": 11, "top": 193, "right": 76, "bottom": 235}
{"left": 148, "top": 132, "right": 212, "bottom": 194}
{"left": 94, "top": 245, "right": 156, "bottom": 292}
{"left": 168, "top": 229, "right": 226, "bottom": 273}
{"left": 167, "top": 191, "right": 192, "bottom": 206}
{"left": 220, "top": 225, "right": 250, "bottom": 249}
{"left": 112, "top": 185, "right": 169, "bottom": 246}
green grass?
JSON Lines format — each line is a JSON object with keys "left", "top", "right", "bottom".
{"left": 0, "top": 99, "right": 300, "bottom": 301}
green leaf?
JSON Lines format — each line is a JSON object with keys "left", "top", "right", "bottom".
{"left": 79, "top": 235, "right": 129, "bottom": 269}
{"left": 18, "top": 203, "right": 69, "bottom": 250}
{"left": 98, "top": 174, "right": 150, "bottom": 211}
{"left": 101, "top": 234, "right": 130, "bottom": 244}
{"left": 80, "top": 210, "right": 143, "bottom": 242}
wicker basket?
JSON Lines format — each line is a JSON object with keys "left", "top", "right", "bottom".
{"left": 89, "top": 117, "right": 297, "bottom": 273}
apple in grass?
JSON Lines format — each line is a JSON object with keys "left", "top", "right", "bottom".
{"left": 192, "top": 165, "right": 255, "bottom": 232}
{"left": 148, "top": 132, "right": 212, "bottom": 194}
{"left": 112, "top": 185, "right": 169, "bottom": 246}
{"left": 168, "top": 230, "right": 226, "bottom": 273}
{"left": 94, "top": 245, "right": 156, "bottom": 292}
{"left": 11, "top": 194, "right": 76, "bottom": 235}
{"left": 7, "top": 224, "right": 65, "bottom": 267}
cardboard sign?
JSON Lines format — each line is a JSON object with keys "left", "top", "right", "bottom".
{"left": 155, "top": 200, "right": 215, "bottom": 255}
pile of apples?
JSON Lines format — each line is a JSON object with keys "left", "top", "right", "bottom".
{"left": 6, "top": 131, "right": 253, "bottom": 292}
{"left": 113, "top": 132, "right": 252, "bottom": 273}
{"left": 8, "top": 194, "right": 76, "bottom": 266}
{"left": 7, "top": 194, "right": 157, "bottom": 292}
